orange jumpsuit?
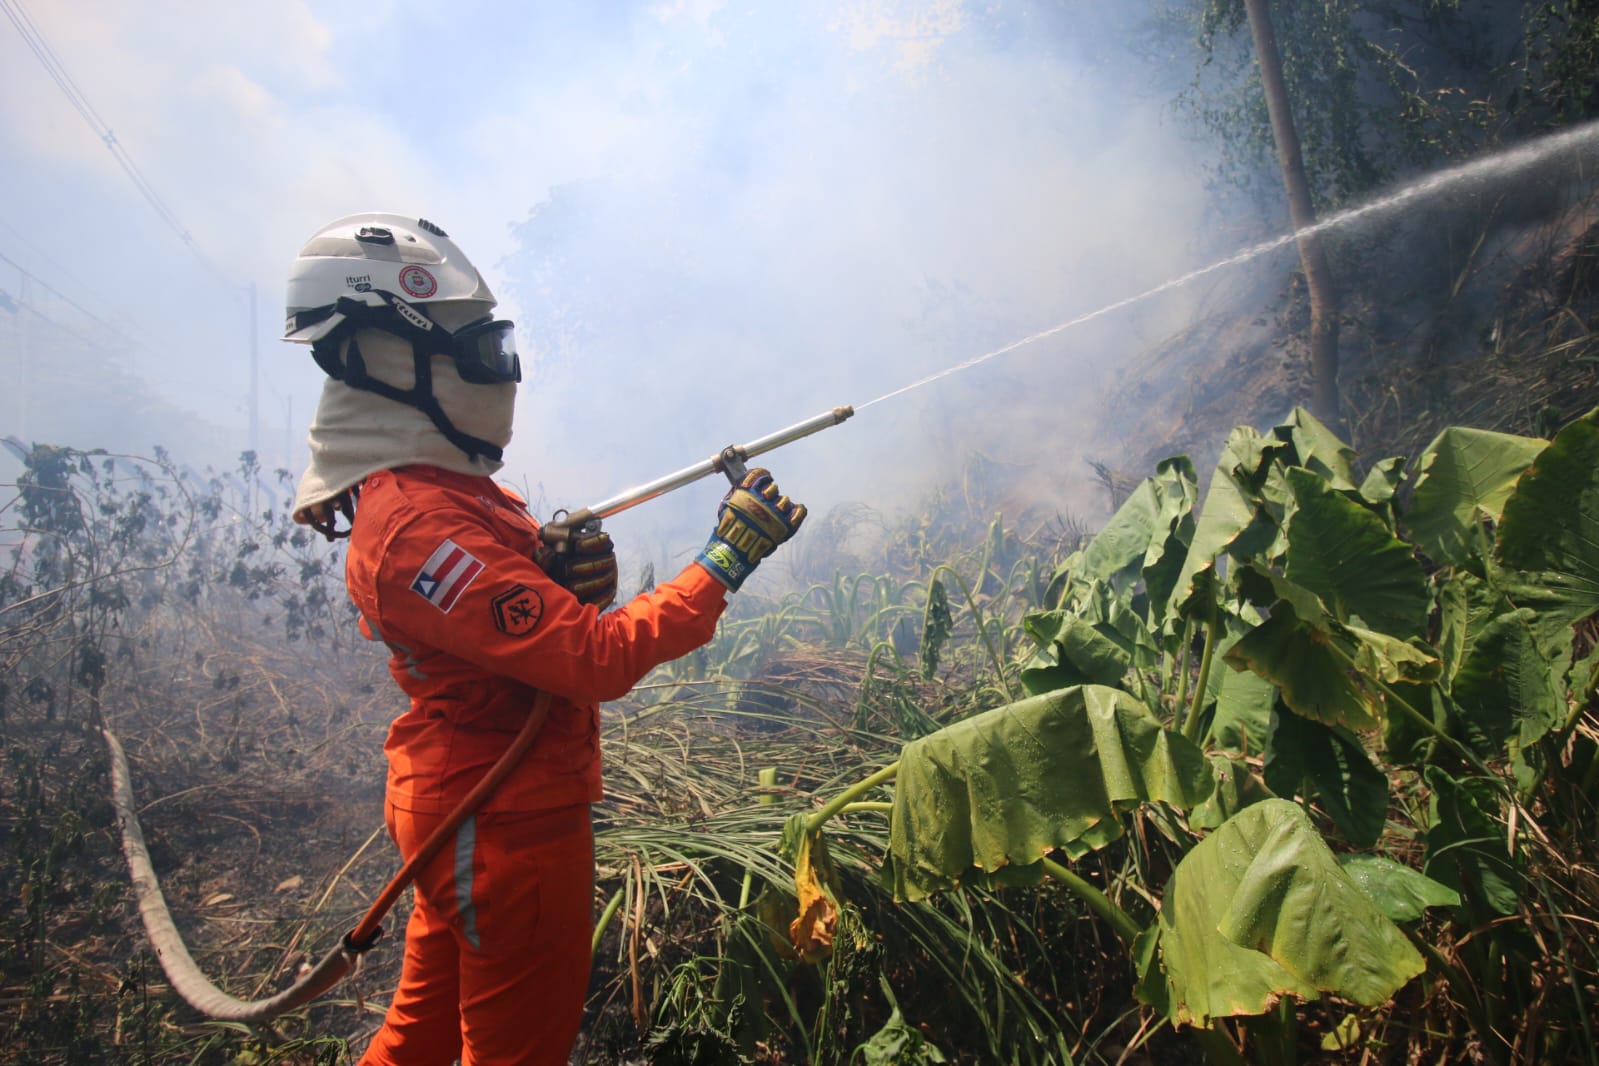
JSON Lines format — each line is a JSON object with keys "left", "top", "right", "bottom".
{"left": 345, "top": 464, "right": 727, "bottom": 1066}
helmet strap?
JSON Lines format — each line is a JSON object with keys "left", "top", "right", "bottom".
{"left": 325, "top": 334, "right": 506, "bottom": 464}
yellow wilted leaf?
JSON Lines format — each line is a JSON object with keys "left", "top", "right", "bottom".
{"left": 788, "top": 826, "right": 838, "bottom": 963}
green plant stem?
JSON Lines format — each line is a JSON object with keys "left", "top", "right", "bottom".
{"left": 739, "top": 767, "right": 781, "bottom": 909}
{"left": 1323, "top": 641, "right": 1500, "bottom": 779}
{"left": 591, "top": 886, "right": 626, "bottom": 960}
{"left": 1173, "top": 615, "right": 1196, "bottom": 709}
{"left": 806, "top": 761, "right": 900, "bottom": 834}
{"left": 837, "top": 801, "right": 894, "bottom": 816}
{"left": 1372, "top": 675, "right": 1492, "bottom": 776}
{"left": 1038, "top": 856, "right": 1140, "bottom": 946}
{"left": 1182, "top": 607, "right": 1220, "bottom": 742}
{"left": 1192, "top": 1027, "right": 1246, "bottom": 1066}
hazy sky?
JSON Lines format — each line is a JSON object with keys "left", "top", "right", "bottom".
{"left": 1, "top": 0, "right": 1240, "bottom": 564}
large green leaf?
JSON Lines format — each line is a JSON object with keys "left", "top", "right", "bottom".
{"left": 1423, "top": 766, "right": 1522, "bottom": 919}
{"left": 1263, "top": 707, "right": 1389, "bottom": 848}
{"left": 1168, "top": 427, "right": 1289, "bottom": 619}
{"left": 1020, "top": 578, "right": 1157, "bottom": 697}
{"left": 1405, "top": 426, "right": 1545, "bottom": 568}
{"left": 1452, "top": 607, "right": 1568, "bottom": 754}
{"left": 1283, "top": 467, "right": 1429, "bottom": 640}
{"left": 1145, "top": 457, "right": 1199, "bottom": 630}
{"left": 1207, "top": 649, "right": 1277, "bottom": 756}
{"left": 1359, "top": 455, "right": 1407, "bottom": 508}
{"left": 1228, "top": 568, "right": 1440, "bottom": 731}
{"left": 1225, "top": 599, "right": 1438, "bottom": 731}
{"left": 1019, "top": 613, "right": 1132, "bottom": 695}
{"left": 1080, "top": 457, "right": 1197, "bottom": 597}
{"left": 1495, "top": 408, "right": 1599, "bottom": 635}
{"left": 1227, "top": 601, "right": 1381, "bottom": 729}
{"left": 1337, "top": 855, "right": 1460, "bottom": 923}
{"left": 1143, "top": 799, "right": 1425, "bottom": 1028}
{"left": 1277, "top": 406, "right": 1359, "bottom": 491}
{"left": 888, "top": 686, "right": 1212, "bottom": 902}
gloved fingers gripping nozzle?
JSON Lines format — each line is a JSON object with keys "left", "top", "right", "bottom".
{"left": 695, "top": 467, "right": 806, "bottom": 591}
{"left": 537, "top": 521, "right": 619, "bottom": 610}
{"left": 294, "top": 491, "right": 355, "bottom": 542}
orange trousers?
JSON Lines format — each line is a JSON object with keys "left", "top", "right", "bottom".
{"left": 359, "top": 801, "right": 595, "bottom": 1066}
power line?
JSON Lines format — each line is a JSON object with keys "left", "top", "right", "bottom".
{"left": 0, "top": 248, "right": 155, "bottom": 356}
{"left": 4, "top": 289, "right": 102, "bottom": 350}
{"left": 0, "top": 0, "right": 232, "bottom": 285}
{"left": 0, "top": 214, "right": 132, "bottom": 322}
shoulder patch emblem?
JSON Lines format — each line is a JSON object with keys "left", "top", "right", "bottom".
{"left": 491, "top": 583, "right": 544, "bottom": 637}
{"left": 410, "top": 539, "right": 485, "bottom": 613}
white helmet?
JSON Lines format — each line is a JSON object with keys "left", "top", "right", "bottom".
{"left": 283, "top": 213, "right": 520, "bottom": 464}
{"left": 284, "top": 213, "right": 496, "bottom": 343}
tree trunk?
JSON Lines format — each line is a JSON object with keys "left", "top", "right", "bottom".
{"left": 1242, "top": 0, "right": 1342, "bottom": 427}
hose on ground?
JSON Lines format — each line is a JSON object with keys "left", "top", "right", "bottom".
{"left": 103, "top": 690, "right": 551, "bottom": 1023}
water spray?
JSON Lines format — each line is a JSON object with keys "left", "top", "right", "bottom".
{"left": 860, "top": 117, "right": 1599, "bottom": 412}
{"left": 542, "top": 119, "right": 1599, "bottom": 539}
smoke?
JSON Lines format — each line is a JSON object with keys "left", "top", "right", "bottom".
{"left": 491, "top": 3, "right": 1225, "bottom": 574}
{"left": 0, "top": 1, "right": 1236, "bottom": 577}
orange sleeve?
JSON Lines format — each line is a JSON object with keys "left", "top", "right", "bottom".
{"left": 363, "top": 502, "right": 727, "bottom": 705}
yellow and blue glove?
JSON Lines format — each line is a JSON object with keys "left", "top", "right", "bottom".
{"left": 696, "top": 468, "right": 806, "bottom": 591}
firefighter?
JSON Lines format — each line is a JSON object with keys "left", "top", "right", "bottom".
{"left": 283, "top": 213, "right": 804, "bottom": 1065}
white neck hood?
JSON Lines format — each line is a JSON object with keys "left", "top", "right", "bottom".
{"left": 292, "top": 325, "right": 516, "bottom": 519}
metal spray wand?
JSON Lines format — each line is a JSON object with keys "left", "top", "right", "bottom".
{"left": 539, "top": 405, "right": 854, "bottom": 547}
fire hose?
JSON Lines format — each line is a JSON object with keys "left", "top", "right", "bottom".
{"left": 105, "top": 405, "right": 854, "bottom": 1023}
{"left": 103, "top": 691, "right": 551, "bottom": 1023}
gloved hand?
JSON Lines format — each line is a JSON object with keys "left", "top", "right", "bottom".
{"left": 695, "top": 468, "right": 806, "bottom": 591}
{"left": 540, "top": 526, "right": 619, "bottom": 610}
{"left": 293, "top": 491, "right": 354, "bottom": 541}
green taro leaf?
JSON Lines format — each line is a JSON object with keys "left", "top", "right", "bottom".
{"left": 1284, "top": 467, "right": 1429, "bottom": 640}
{"left": 1359, "top": 455, "right": 1407, "bottom": 508}
{"left": 1080, "top": 457, "right": 1197, "bottom": 596}
{"left": 1495, "top": 409, "right": 1599, "bottom": 636}
{"left": 1277, "top": 406, "right": 1359, "bottom": 490}
{"left": 1226, "top": 575, "right": 1440, "bottom": 731}
{"left": 1423, "top": 766, "right": 1522, "bottom": 919}
{"left": 1189, "top": 752, "right": 1274, "bottom": 831}
{"left": 1020, "top": 614, "right": 1132, "bottom": 695}
{"left": 1263, "top": 707, "right": 1389, "bottom": 848}
{"left": 1207, "top": 649, "right": 1277, "bottom": 756}
{"left": 888, "top": 685, "right": 1213, "bottom": 902}
{"left": 1452, "top": 607, "right": 1568, "bottom": 755}
{"left": 1144, "top": 799, "right": 1425, "bottom": 1028}
{"left": 1168, "top": 427, "right": 1290, "bottom": 619}
{"left": 1337, "top": 855, "right": 1461, "bottom": 923}
{"left": 1225, "top": 600, "right": 1381, "bottom": 729}
{"left": 1406, "top": 426, "right": 1545, "bottom": 568}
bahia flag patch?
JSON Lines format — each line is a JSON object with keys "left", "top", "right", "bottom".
{"left": 410, "top": 539, "right": 485, "bottom": 613}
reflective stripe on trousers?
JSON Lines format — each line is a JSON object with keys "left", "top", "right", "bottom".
{"left": 360, "top": 801, "right": 595, "bottom": 1066}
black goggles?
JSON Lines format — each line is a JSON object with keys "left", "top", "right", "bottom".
{"left": 297, "top": 293, "right": 522, "bottom": 385}
{"left": 442, "top": 315, "right": 521, "bottom": 384}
